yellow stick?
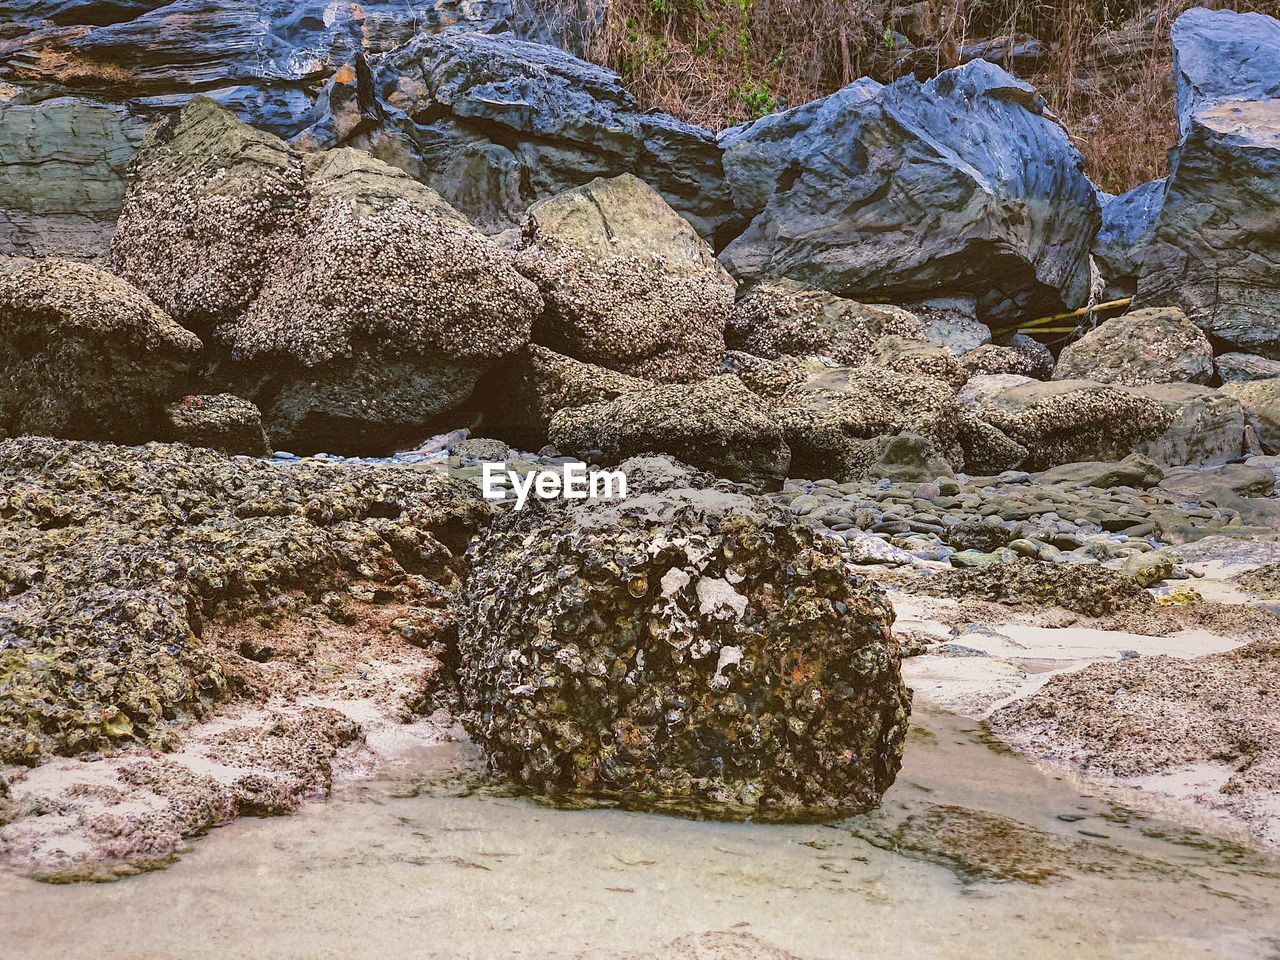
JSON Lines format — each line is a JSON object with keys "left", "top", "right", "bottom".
{"left": 998, "top": 297, "right": 1133, "bottom": 333}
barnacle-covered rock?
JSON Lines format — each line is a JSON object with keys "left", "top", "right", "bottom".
{"left": 961, "top": 341, "right": 1051, "bottom": 380}
{"left": 871, "top": 336, "right": 967, "bottom": 391}
{"left": 0, "top": 258, "right": 201, "bottom": 443}
{"left": 726, "top": 280, "right": 924, "bottom": 365}
{"left": 112, "top": 99, "right": 542, "bottom": 454}
{"left": 911, "top": 559, "right": 1153, "bottom": 617}
{"left": 0, "top": 437, "right": 489, "bottom": 764}
{"left": 548, "top": 375, "right": 790, "bottom": 488}
{"left": 1053, "top": 308, "right": 1214, "bottom": 386}
{"left": 457, "top": 456, "right": 911, "bottom": 818}
{"left": 516, "top": 174, "right": 734, "bottom": 382}
{"left": 164, "top": 394, "right": 271, "bottom": 457}
{"left": 977, "top": 379, "right": 1173, "bottom": 471}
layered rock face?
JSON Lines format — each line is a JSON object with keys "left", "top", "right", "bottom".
{"left": 514, "top": 174, "right": 734, "bottom": 382}
{"left": 112, "top": 98, "right": 542, "bottom": 453}
{"left": 719, "top": 60, "right": 1099, "bottom": 324}
{"left": 0, "top": 257, "right": 201, "bottom": 443}
{"left": 1135, "top": 9, "right": 1280, "bottom": 357}
{"left": 299, "top": 31, "right": 733, "bottom": 238}
{"left": 457, "top": 456, "right": 911, "bottom": 818}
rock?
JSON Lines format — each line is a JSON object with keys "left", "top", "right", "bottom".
{"left": 456, "top": 455, "right": 911, "bottom": 818}
{"left": 300, "top": 31, "right": 732, "bottom": 238}
{"left": 1036, "top": 454, "right": 1165, "bottom": 490}
{"left": 1092, "top": 179, "right": 1165, "bottom": 298}
{"left": 726, "top": 280, "right": 923, "bottom": 365}
{"left": 955, "top": 412, "right": 1029, "bottom": 475}
{"left": 978, "top": 379, "right": 1173, "bottom": 471}
{"left": 1159, "top": 463, "right": 1277, "bottom": 500}
{"left": 903, "top": 296, "right": 992, "bottom": 355}
{"left": 913, "top": 558, "right": 1152, "bottom": 617}
{"left": 947, "top": 521, "right": 1015, "bottom": 554}
{"left": 1130, "top": 383, "right": 1248, "bottom": 467}
{"left": 113, "top": 99, "right": 541, "bottom": 454}
{"left": 0, "top": 258, "right": 201, "bottom": 443}
{"left": 1217, "top": 353, "right": 1280, "bottom": 383}
{"left": 480, "top": 344, "right": 650, "bottom": 449}
{"left": 1122, "top": 552, "right": 1176, "bottom": 587}
{"left": 719, "top": 60, "right": 1099, "bottom": 324}
{"left": 1135, "top": 10, "right": 1280, "bottom": 358}
{"left": 961, "top": 345, "right": 1040, "bottom": 379}
{"left": 866, "top": 434, "right": 954, "bottom": 483}
{"left": 548, "top": 376, "right": 790, "bottom": 489}
{"left": 0, "top": 436, "right": 489, "bottom": 763}
{"left": 1221, "top": 379, "right": 1280, "bottom": 454}
{"left": 956, "top": 374, "right": 1034, "bottom": 408}
{"left": 0, "top": 97, "right": 147, "bottom": 261}
{"left": 871, "top": 336, "right": 967, "bottom": 391}
{"left": 515, "top": 174, "right": 733, "bottom": 383}
{"left": 164, "top": 394, "right": 271, "bottom": 457}
{"left": 1053, "top": 308, "right": 1213, "bottom": 386}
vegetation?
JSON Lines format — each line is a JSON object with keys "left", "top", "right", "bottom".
{"left": 524, "top": 0, "right": 1271, "bottom": 193}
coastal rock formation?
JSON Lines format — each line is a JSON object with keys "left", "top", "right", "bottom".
{"left": 1135, "top": 9, "right": 1280, "bottom": 357}
{"left": 1222, "top": 379, "right": 1280, "bottom": 454}
{"left": 457, "top": 456, "right": 911, "bottom": 818}
{"left": 1131, "top": 383, "right": 1248, "bottom": 467}
{"left": 113, "top": 99, "right": 541, "bottom": 453}
{"left": 0, "top": 436, "right": 490, "bottom": 764}
{"left": 1092, "top": 179, "right": 1165, "bottom": 299}
{"left": 1052, "top": 308, "right": 1214, "bottom": 387}
{"left": 300, "top": 31, "right": 732, "bottom": 238}
{"left": 164, "top": 394, "right": 271, "bottom": 457}
{"left": 515, "top": 174, "right": 733, "bottom": 382}
{"left": 548, "top": 376, "right": 790, "bottom": 489}
{"left": 0, "top": 258, "right": 201, "bottom": 443}
{"left": 719, "top": 60, "right": 1099, "bottom": 323}
{"left": 1217, "top": 353, "right": 1280, "bottom": 383}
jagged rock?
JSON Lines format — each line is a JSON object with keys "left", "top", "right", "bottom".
{"left": 961, "top": 342, "right": 1049, "bottom": 380}
{"left": 456, "top": 455, "right": 911, "bottom": 818}
{"left": 548, "top": 376, "right": 790, "bottom": 489}
{"left": 1053, "top": 308, "right": 1213, "bottom": 387}
{"left": 0, "top": 436, "right": 489, "bottom": 764}
{"left": 726, "top": 280, "right": 923, "bottom": 365}
{"left": 515, "top": 174, "right": 733, "bottom": 383}
{"left": 913, "top": 558, "right": 1152, "bottom": 617}
{"left": 1130, "top": 383, "right": 1248, "bottom": 467}
{"left": 480, "top": 344, "right": 650, "bottom": 449}
{"left": 1217, "top": 353, "right": 1280, "bottom": 384}
{"left": 871, "top": 336, "right": 967, "bottom": 391}
{"left": 164, "top": 394, "right": 270, "bottom": 457}
{"left": 1135, "top": 10, "right": 1280, "bottom": 357}
{"left": 719, "top": 60, "right": 1099, "bottom": 324}
{"left": 1092, "top": 179, "right": 1165, "bottom": 299}
{"left": 955, "top": 413, "right": 1028, "bottom": 475}
{"left": 977, "top": 379, "right": 1173, "bottom": 471}
{"left": 1221, "top": 378, "right": 1280, "bottom": 454}
{"left": 113, "top": 99, "right": 541, "bottom": 454}
{"left": 0, "top": 258, "right": 200, "bottom": 443}
{"left": 299, "top": 31, "right": 732, "bottom": 238}
{"left": 0, "top": 97, "right": 148, "bottom": 261}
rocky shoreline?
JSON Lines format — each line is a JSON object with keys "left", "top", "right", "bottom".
{"left": 1, "top": 2, "right": 1279, "bottom": 918}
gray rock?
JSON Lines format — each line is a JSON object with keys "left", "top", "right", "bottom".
{"left": 957, "top": 374, "right": 1034, "bottom": 408}
{"left": 1216, "top": 353, "right": 1280, "bottom": 383}
{"left": 718, "top": 60, "right": 1099, "bottom": 324}
{"left": 1092, "top": 179, "right": 1165, "bottom": 299}
{"left": 1053, "top": 307, "right": 1214, "bottom": 386}
{"left": 1036, "top": 454, "right": 1165, "bottom": 490}
{"left": 905, "top": 295, "right": 993, "bottom": 355}
{"left": 1158, "top": 463, "right": 1277, "bottom": 500}
{"left": 867, "top": 434, "right": 955, "bottom": 483}
{"left": 871, "top": 336, "right": 967, "bottom": 391}
{"left": 1130, "top": 383, "right": 1248, "bottom": 467}
{"left": 1170, "top": 7, "right": 1280, "bottom": 140}
{"left": 1221, "top": 378, "right": 1280, "bottom": 454}
{"left": 298, "top": 31, "right": 732, "bottom": 239}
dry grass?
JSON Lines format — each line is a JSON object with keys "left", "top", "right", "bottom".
{"left": 520, "top": 0, "right": 1271, "bottom": 193}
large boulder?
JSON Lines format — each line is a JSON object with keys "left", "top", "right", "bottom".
{"left": 978, "top": 380, "right": 1173, "bottom": 471}
{"left": 1217, "top": 353, "right": 1280, "bottom": 383}
{"left": 719, "top": 60, "right": 1099, "bottom": 324}
{"left": 1092, "top": 179, "right": 1165, "bottom": 299}
{"left": 1052, "top": 308, "right": 1214, "bottom": 386}
{"left": 1135, "top": 9, "right": 1280, "bottom": 357}
{"left": 726, "top": 280, "right": 923, "bottom": 365}
{"left": 457, "top": 456, "right": 911, "bottom": 818}
{"left": 1221, "top": 378, "right": 1280, "bottom": 454}
{"left": 0, "top": 258, "right": 201, "bottom": 443}
{"left": 548, "top": 376, "right": 790, "bottom": 489}
{"left": 299, "top": 31, "right": 732, "bottom": 238}
{"left": 515, "top": 174, "right": 733, "bottom": 383}
{"left": 113, "top": 99, "right": 542, "bottom": 454}
{"left": 1130, "top": 383, "right": 1248, "bottom": 467}
{"left": 164, "top": 394, "right": 271, "bottom": 457}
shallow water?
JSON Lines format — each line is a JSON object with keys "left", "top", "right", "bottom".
{"left": 2, "top": 709, "right": 1278, "bottom": 960}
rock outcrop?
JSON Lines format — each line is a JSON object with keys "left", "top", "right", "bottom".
{"left": 112, "top": 99, "right": 542, "bottom": 454}
{"left": 0, "top": 257, "right": 201, "bottom": 443}
{"left": 457, "top": 456, "right": 911, "bottom": 818}
{"left": 1092, "top": 179, "right": 1165, "bottom": 299}
{"left": 1135, "top": 9, "right": 1280, "bottom": 358}
{"left": 1052, "top": 308, "right": 1214, "bottom": 387}
{"left": 164, "top": 394, "right": 271, "bottom": 457}
{"left": 1130, "top": 383, "right": 1248, "bottom": 468}
{"left": 548, "top": 376, "right": 790, "bottom": 489}
{"left": 515, "top": 174, "right": 733, "bottom": 382}
{"left": 1222, "top": 379, "right": 1280, "bottom": 454}
{"left": 1217, "top": 353, "right": 1280, "bottom": 384}
{"left": 300, "top": 31, "right": 733, "bottom": 239}
{"left": 719, "top": 60, "right": 1099, "bottom": 324}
